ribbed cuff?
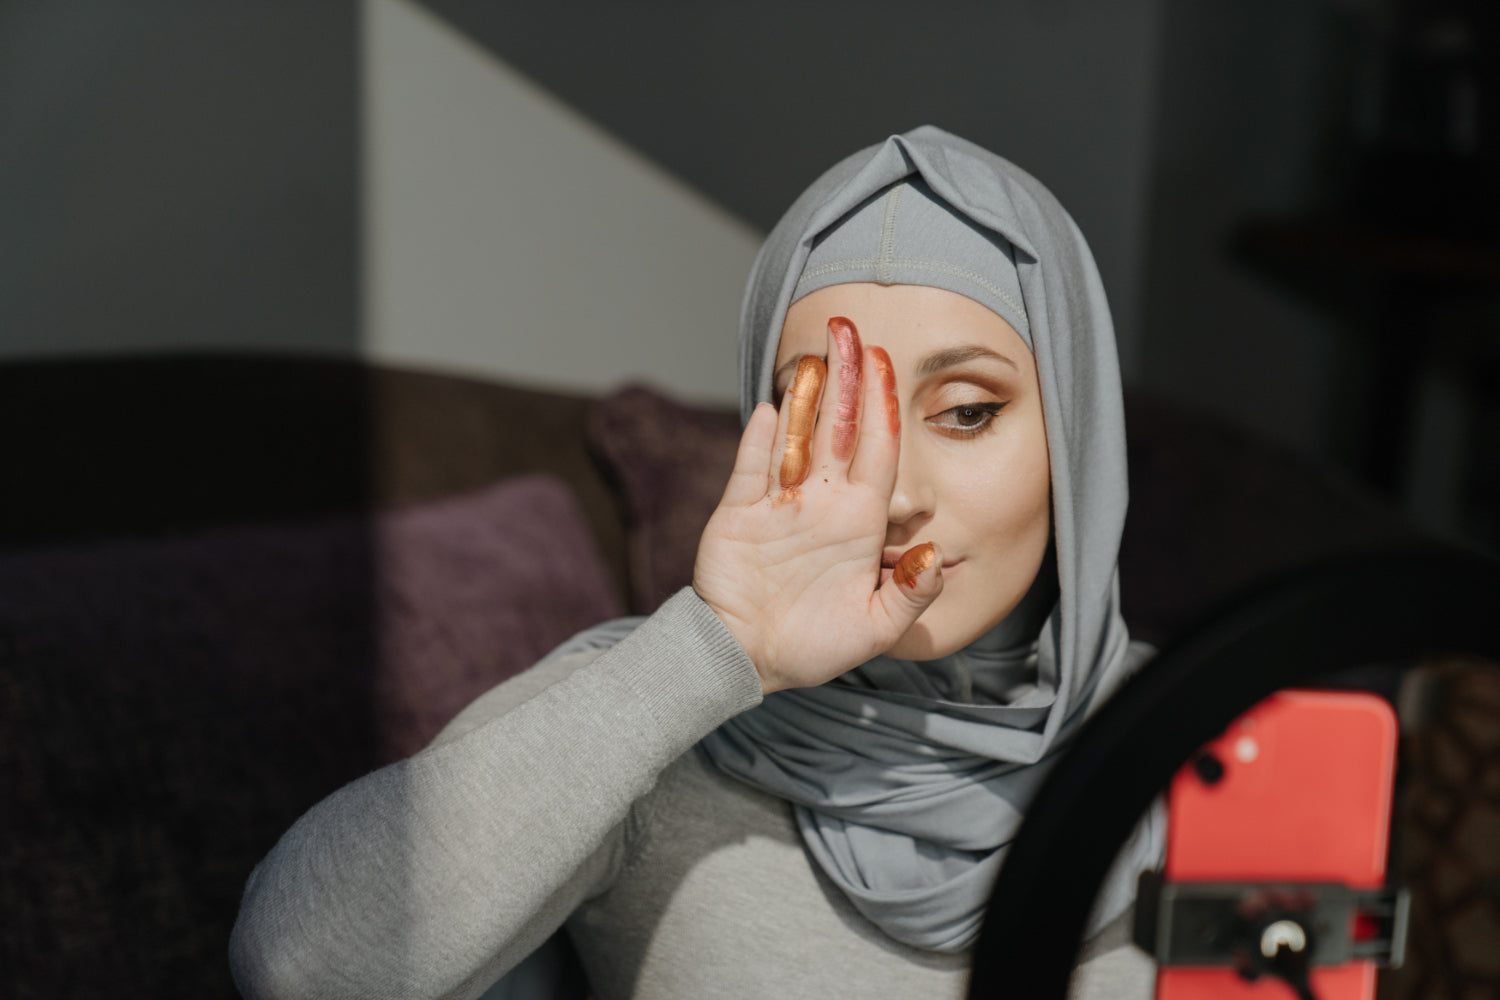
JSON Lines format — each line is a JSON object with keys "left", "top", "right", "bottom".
{"left": 598, "top": 587, "right": 764, "bottom": 760}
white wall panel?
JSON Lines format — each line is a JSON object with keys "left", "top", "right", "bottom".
{"left": 361, "top": 0, "right": 760, "bottom": 404}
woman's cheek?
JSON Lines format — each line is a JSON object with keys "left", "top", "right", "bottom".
{"left": 978, "top": 440, "right": 1049, "bottom": 539}
{"left": 965, "top": 438, "right": 1023, "bottom": 495}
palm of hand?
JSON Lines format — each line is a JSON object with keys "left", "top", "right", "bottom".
{"left": 692, "top": 318, "right": 942, "bottom": 695}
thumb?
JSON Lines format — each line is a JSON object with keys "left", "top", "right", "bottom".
{"left": 871, "top": 542, "right": 944, "bottom": 643}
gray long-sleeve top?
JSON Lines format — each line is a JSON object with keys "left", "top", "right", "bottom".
{"left": 229, "top": 588, "right": 1152, "bottom": 999}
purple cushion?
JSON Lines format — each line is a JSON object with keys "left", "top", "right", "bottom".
{"left": 0, "top": 474, "right": 619, "bottom": 997}
{"left": 369, "top": 476, "right": 623, "bottom": 758}
{"left": 587, "top": 385, "right": 741, "bottom": 613}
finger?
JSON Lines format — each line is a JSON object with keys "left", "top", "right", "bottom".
{"left": 848, "top": 344, "right": 900, "bottom": 490}
{"left": 778, "top": 355, "right": 826, "bottom": 490}
{"left": 766, "top": 384, "right": 795, "bottom": 495}
{"left": 720, "top": 402, "right": 778, "bottom": 507}
{"left": 823, "top": 317, "right": 863, "bottom": 464}
{"left": 871, "top": 541, "right": 944, "bottom": 644}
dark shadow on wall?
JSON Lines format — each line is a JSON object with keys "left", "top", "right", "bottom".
{"left": 0, "top": 3, "right": 362, "bottom": 361}
{"left": 1138, "top": 0, "right": 1500, "bottom": 551}
{"left": 0, "top": 5, "right": 371, "bottom": 997}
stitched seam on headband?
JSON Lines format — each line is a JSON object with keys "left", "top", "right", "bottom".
{"left": 796, "top": 256, "right": 1028, "bottom": 327}
{"left": 876, "top": 185, "right": 902, "bottom": 285}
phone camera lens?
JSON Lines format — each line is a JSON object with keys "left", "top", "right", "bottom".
{"left": 1192, "top": 751, "right": 1226, "bottom": 785}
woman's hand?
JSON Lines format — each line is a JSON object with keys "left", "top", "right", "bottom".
{"left": 693, "top": 317, "right": 943, "bottom": 694}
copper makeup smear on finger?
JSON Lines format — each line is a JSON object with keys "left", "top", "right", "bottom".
{"left": 870, "top": 346, "right": 900, "bottom": 435}
{"left": 894, "top": 542, "right": 936, "bottom": 588}
{"left": 828, "top": 317, "right": 862, "bottom": 460}
{"left": 779, "top": 355, "right": 826, "bottom": 489}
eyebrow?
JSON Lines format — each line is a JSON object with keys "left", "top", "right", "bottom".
{"left": 772, "top": 342, "right": 1020, "bottom": 397}
{"left": 916, "top": 344, "right": 1020, "bottom": 377}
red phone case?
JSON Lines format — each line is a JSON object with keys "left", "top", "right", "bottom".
{"left": 1156, "top": 689, "right": 1398, "bottom": 1000}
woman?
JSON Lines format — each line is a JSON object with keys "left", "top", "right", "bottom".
{"left": 230, "top": 126, "right": 1162, "bottom": 999}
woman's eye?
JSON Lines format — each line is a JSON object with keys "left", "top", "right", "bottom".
{"left": 929, "top": 402, "right": 1005, "bottom": 436}
{"left": 953, "top": 405, "right": 989, "bottom": 427}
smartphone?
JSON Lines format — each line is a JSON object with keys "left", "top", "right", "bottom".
{"left": 1156, "top": 689, "right": 1398, "bottom": 1000}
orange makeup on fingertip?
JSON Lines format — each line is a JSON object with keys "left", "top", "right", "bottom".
{"left": 828, "top": 317, "right": 863, "bottom": 460}
{"left": 779, "top": 354, "right": 826, "bottom": 489}
{"left": 870, "top": 346, "right": 900, "bottom": 436}
{"left": 894, "top": 542, "right": 936, "bottom": 588}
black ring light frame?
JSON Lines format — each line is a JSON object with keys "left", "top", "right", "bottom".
{"left": 968, "top": 546, "right": 1500, "bottom": 999}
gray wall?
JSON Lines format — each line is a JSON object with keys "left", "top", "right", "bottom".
{"left": 5, "top": 1, "right": 1488, "bottom": 540}
{"left": 429, "top": 0, "right": 1166, "bottom": 378}
{"left": 1137, "top": 0, "right": 1494, "bottom": 544}
{"left": 2, "top": 0, "right": 1165, "bottom": 393}
{"left": 1138, "top": 0, "right": 1360, "bottom": 459}
{"left": 0, "top": 2, "right": 360, "bottom": 358}
{"left": 360, "top": 0, "right": 760, "bottom": 404}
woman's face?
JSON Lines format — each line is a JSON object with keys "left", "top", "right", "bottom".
{"left": 774, "top": 282, "right": 1052, "bottom": 661}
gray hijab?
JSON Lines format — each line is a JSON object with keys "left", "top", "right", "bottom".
{"left": 695, "top": 126, "right": 1164, "bottom": 953}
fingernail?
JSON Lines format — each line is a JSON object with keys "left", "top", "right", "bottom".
{"left": 894, "top": 542, "right": 935, "bottom": 588}
{"left": 779, "top": 355, "right": 825, "bottom": 488}
{"left": 829, "top": 317, "right": 862, "bottom": 460}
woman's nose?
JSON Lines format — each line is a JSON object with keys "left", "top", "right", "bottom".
{"left": 887, "top": 446, "right": 935, "bottom": 526}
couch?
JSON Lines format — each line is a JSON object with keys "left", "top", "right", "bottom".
{"left": 2, "top": 353, "right": 1461, "bottom": 999}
